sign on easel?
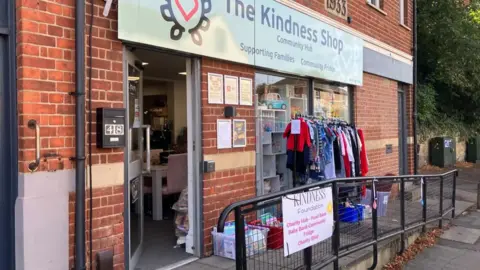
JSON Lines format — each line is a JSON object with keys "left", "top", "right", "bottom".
{"left": 282, "top": 187, "right": 334, "bottom": 256}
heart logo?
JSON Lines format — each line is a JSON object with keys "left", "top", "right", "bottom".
{"left": 175, "top": 0, "right": 199, "bottom": 22}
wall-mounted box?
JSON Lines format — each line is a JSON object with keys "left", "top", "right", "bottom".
{"left": 96, "top": 108, "right": 126, "bottom": 148}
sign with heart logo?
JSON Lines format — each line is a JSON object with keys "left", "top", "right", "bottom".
{"left": 175, "top": 0, "right": 199, "bottom": 22}
{"left": 160, "top": 0, "right": 211, "bottom": 45}
{"left": 118, "top": 0, "right": 364, "bottom": 86}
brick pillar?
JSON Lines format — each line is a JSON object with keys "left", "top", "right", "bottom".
{"left": 200, "top": 58, "right": 256, "bottom": 255}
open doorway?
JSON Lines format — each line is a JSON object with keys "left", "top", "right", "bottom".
{"left": 126, "top": 48, "right": 196, "bottom": 270}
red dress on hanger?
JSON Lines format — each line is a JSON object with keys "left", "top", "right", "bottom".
{"left": 283, "top": 119, "right": 312, "bottom": 152}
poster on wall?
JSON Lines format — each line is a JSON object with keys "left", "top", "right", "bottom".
{"left": 224, "top": 75, "right": 239, "bottom": 105}
{"left": 217, "top": 119, "right": 232, "bottom": 149}
{"left": 282, "top": 187, "right": 334, "bottom": 256}
{"left": 208, "top": 73, "right": 224, "bottom": 104}
{"left": 239, "top": 77, "right": 253, "bottom": 106}
{"left": 233, "top": 119, "right": 247, "bottom": 148}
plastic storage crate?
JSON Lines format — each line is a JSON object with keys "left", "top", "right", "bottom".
{"left": 249, "top": 218, "right": 284, "bottom": 249}
{"left": 212, "top": 225, "right": 269, "bottom": 260}
{"left": 339, "top": 204, "right": 365, "bottom": 223}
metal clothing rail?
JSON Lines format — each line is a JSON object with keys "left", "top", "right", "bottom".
{"left": 217, "top": 170, "right": 458, "bottom": 270}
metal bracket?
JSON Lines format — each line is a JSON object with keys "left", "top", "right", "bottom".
{"left": 68, "top": 92, "right": 85, "bottom": 97}
{"left": 69, "top": 156, "right": 86, "bottom": 161}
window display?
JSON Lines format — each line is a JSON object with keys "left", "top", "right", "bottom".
{"left": 255, "top": 73, "right": 309, "bottom": 195}
{"left": 314, "top": 82, "right": 350, "bottom": 122}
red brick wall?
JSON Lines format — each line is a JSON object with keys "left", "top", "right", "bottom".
{"left": 17, "top": 0, "right": 125, "bottom": 269}
{"left": 355, "top": 73, "right": 400, "bottom": 176}
{"left": 17, "top": 0, "right": 123, "bottom": 172}
{"left": 69, "top": 186, "right": 125, "bottom": 270}
{"left": 293, "top": 0, "right": 413, "bottom": 54}
{"left": 201, "top": 58, "right": 256, "bottom": 255}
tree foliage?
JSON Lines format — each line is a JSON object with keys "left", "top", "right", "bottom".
{"left": 418, "top": 0, "right": 480, "bottom": 137}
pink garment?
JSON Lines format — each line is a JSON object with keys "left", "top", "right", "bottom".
{"left": 340, "top": 132, "right": 351, "bottom": 177}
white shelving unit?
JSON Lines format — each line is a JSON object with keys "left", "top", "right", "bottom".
{"left": 256, "top": 86, "right": 308, "bottom": 196}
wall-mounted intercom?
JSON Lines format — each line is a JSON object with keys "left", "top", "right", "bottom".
{"left": 96, "top": 108, "right": 126, "bottom": 148}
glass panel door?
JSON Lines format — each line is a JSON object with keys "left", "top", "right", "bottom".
{"left": 126, "top": 51, "right": 144, "bottom": 269}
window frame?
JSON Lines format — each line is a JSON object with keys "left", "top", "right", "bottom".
{"left": 400, "top": 0, "right": 409, "bottom": 27}
{"left": 367, "top": 0, "right": 382, "bottom": 9}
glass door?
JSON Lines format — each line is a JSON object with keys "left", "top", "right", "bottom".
{"left": 126, "top": 50, "right": 150, "bottom": 269}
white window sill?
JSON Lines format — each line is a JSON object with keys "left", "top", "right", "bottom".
{"left": 366, "top": 2, "right": 387, "bottom": 16}
{"left": 400, "top": 23, "right": 411, "bottom": 31}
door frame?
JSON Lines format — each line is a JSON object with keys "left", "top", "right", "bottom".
{"left": 186, "top": 58, "right": 204, "bottom": 258}
{"left": 122, "top": 47, "right": 204, "bottom": 269}
{"left": 0, "top": 0, "right": 17, "bottom": 268}
{"left": 123, "top": 47, "right": 146, "bottom": 270}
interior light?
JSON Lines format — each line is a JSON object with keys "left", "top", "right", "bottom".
{"left": 142, "top": 62, "right": 149, "bottom": 66}
{"left": 128, "top": 76, "right": 140, "bottom": 81}
{"left": 178, "top": 72, "right": 187, "bottom": 75}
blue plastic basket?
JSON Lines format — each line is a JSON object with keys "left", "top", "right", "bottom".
{"left": 339, "top": 204, "right": 365, "bottom": 223}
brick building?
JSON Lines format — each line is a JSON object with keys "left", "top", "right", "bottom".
{"left": 0, "top": 0, "right": 414, "bottom": 269}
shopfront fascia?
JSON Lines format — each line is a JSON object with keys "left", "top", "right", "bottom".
{"left": 118, "top": 0, "right": 364, "bottom": 86}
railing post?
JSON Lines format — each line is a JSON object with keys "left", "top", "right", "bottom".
{"left": 422, "top": 177, "right": 427, "bottom": 233}
{"left": 304, "top": 247, "right": 312, "bottom": 270}
{"left": 452, "top": 171, "right": 457, "bottom": 219}
{"left": 439, "top": 176, "right": 444, "bottom": 228}
{"left": 399, "top": 177, "right": 406, "bottom": 253}
{"left": 369, "top": 179, "right": 378, "bottom": 270}
{"left": 332, "top": 182, "right": 340, "bottom": 270}
{"left": 234, "top": 207, "right": 246, "bottom": 270}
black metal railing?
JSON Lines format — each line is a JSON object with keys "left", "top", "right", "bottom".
{"left": 216, "top": 170, "right": 457, "bottom": 270}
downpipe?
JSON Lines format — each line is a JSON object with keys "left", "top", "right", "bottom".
{"left": 413, "top": 0, "right": 418, "bottom": 175}
{"left": 74, "top": 0, "right": 86, "bottom": 269}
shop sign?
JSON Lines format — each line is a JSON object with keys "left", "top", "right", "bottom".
{"left": 119, "top": 0, "right": 363, "bottom": 85}
{"left": 282, "top": 187, "right": 334, "bottom": 256}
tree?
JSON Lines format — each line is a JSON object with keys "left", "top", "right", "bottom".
{"left": 418, "top": 0, "right": 480, "bottom": 130}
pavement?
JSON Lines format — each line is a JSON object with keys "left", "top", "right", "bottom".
{"left": 405, "top": 165, "right": 480, "bottom": 270}
{"left": 179, "top": 166, "right": 480, "bottom": 270}
{"left": 404, "top": 210, "right": 480, "bottom": 270}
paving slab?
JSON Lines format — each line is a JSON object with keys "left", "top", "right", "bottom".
{"left": 192, "top": 256, "right": 235, "bottom": 269}
{"left": 440, "top": 226, "right": 480, "bottom": 244}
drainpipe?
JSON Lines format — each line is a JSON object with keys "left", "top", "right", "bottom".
{"left": 74, "top": 0, "right": 86, "bottom": 269}
{"left": 413, "top": 0, "right": 418, "bottom": 175}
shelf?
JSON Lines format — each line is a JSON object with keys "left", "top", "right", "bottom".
{"left": 263, "top": 175, "right": 278, "bottom": 179}
{"left": 263, "top": 152, "right": 286, "bottom": 156}
{"left": 260, "top": 108, "right": 287, "bottom": 112}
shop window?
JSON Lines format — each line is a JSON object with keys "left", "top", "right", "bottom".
{"left": 255, "top": 73, "right": 309, "bottom": 194}
{"left": 313, "top": 81, "right": 351, "bottom": 123}
{"left": 255, "top": 73, "right": 309, "bottom": 120}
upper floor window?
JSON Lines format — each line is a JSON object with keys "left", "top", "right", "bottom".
{"left": 400, "top": 0, "right": 409, "bottom": 26}
{"left": 367, "top": 0, "right": 384, "bottom": 10}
